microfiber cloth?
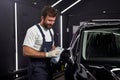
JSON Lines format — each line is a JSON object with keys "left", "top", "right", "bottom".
{"left": 50, "top": 47, "right": 64, "bottom": 64}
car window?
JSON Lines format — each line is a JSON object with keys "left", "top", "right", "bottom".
{"left": 82, "top": 28, "right": 120, "bottom": 60}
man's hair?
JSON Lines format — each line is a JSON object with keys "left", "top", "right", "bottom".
{"left": 41, "top": 6, "right": 58, "bottom": 18}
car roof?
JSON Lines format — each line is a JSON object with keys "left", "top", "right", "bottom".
{"left": 80, "top": 19, "right": 120, "bottom": 29}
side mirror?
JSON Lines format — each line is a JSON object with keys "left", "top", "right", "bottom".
{"left": 60, "top": 49, "right": 70, "bottom": 59}
{"left": 60, "top": 49, "right": 74, "bottom": 65}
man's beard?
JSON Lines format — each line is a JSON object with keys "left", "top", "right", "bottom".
{"left": 43, "top": 22, "right": 52, "bottom": 29}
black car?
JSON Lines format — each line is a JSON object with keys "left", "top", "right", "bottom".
{"left": 60, "top": 19, "right": 120, "bottom": 80}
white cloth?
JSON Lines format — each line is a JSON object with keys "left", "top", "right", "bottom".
{"left": 23, "top": 23, "right": 54, "bottom": 51}
{"left": 50, "top": 47, "right": 64, "bottom": 64}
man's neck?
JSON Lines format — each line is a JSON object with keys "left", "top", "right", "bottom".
{"left": 39, "top": 22, "right": 48, "bottom": 30}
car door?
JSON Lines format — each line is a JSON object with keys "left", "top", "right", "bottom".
{"left": 61, "top": 27, "right": 96, "bottom": 80}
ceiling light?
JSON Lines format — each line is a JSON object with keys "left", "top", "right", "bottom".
{"left": 61, "top": 0, "right": 81, "bottom": 14}
{"left": 51, "top": 0, "right": 62, "bottom": 7}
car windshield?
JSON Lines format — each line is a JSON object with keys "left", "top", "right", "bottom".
{"left": 82, "top": 27, "right": 120, "bottom": 60}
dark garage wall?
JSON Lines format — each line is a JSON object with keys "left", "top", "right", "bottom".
{"left": 0, "top": 0, "right": 15, "bottom": 77}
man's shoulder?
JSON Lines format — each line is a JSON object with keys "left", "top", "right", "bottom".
{"left": 27, "top": 25, "right": 38, "bottom": 32}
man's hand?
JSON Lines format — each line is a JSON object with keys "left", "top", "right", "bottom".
{"left": 46, "top": 47, "right": 63, "bottom": 57}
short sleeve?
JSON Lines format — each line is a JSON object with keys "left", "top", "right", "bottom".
{"left": 23, "top": 27, "right": 37, "bottom": 49}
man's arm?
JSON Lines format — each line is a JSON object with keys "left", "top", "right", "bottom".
{"left": 23, "top": 45, "right": 46, "bottom": 58}
{"left": 23, "top": 45, "right": 62, "bottom": 58}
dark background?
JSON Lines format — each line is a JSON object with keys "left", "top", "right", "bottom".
{"left": 0, "top": 0, "right": 120, "bottom": 78}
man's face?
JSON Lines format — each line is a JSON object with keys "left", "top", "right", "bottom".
{"left": 42, "top": 15, "right": 56, "bottom": 29}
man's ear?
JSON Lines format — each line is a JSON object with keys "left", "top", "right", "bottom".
{"left": 41, "top": 16, "right": 46, "bottom": 21}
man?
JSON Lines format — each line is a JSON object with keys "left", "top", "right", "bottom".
{"left": 23, "top": 6, "right": 61, "bottom": 80}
